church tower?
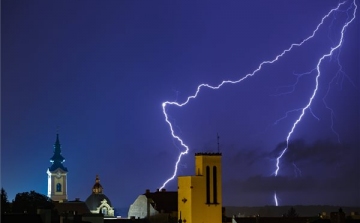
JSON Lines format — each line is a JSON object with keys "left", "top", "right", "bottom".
{"left": 178, "top": 153, "right": 222, "bottom": 223}
{"left": 47, "top": 134, "right": 68, "bottom": 201}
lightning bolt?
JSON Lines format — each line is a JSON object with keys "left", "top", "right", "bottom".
{"left": 159, "top": 0, "right": 357, "bottom": 208}
{"left": 274, "top": 0, "right": 357, "bottom": 205}
{"left": 322, "top": 2, "right": 357, "bottom": 143}
{"left": 292, "top": 162, "right": 302, "bottom": 178}
{"left": 271, "top": 69, "right": 316, "bottom": 97}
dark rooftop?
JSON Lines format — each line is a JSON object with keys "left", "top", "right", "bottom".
{"left": 143, "top": 189, "right": 177, "bottom": 213}
{"left": 54, "top": 200, "right": 90, "bottom": 215}
{"left": 195, "top": 152, "right": 222, "bottom": 156}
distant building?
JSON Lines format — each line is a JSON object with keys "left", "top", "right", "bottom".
{"left": 53, "top": 198, "right": 107, "bottom": 223}
{"left": 330, "top": 208, "right": 345, "bottom": 223}
{"left": 128, "top": 188, "right": 178, "bottom": 221}
{"left": 231, "top": 208, "right": 360, "bottom": 223}
{"left": 54, "top": 198, "right": 91, "bottom": 215}
{"left": 178, "top": 152, "right": 223, "bottom": 223}
{"left": 85, "top": 175, "right": 115, "bottom": 217}
{"left": 47, "top": 134, "right": 68, "bottom": 201}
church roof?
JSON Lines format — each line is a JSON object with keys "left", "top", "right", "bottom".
{"left": 85, "top": 175, "right": 113, "bottom": 211}
{"left": 54, "top": 200, "right": 90, "bottom": 215}
{"left": 144, "top": 189, "right": 178, "bottom": 213}
{"left": 195, "top": 152, "right": 222, "bottom": 156}
{"left": 48, "top": 163, "right": 68, "bottom": 172}
{"left": 85, "top": 193, "right": 113, "bottom": 211}
{"left": 49, "top": 134, "right": 68, "bottom": 172}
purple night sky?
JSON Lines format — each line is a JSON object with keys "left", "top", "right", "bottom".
{"left": 2, "top": 0, "right": 359, "bottom": 209}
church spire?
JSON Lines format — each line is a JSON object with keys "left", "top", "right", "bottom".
{"left": 49, "top": 134, "right": 68, "bottom": 172}
{"left": 92, "top": 175, "right": 103, "bottom": 194}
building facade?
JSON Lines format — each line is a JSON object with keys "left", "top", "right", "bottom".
{"left": 178, "top": 152, "right": 222, "bottom": 223}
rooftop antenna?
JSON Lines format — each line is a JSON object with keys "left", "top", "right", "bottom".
{"left": 217, "top": 133, "right": 220, "bottom": 153}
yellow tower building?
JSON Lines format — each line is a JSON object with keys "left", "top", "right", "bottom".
{"left": 178, "top": 153, "right": 222, "bottom": 223}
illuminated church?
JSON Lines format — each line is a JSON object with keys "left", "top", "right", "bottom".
{"left": 46, "top": 134, "right": 114, "bottom": 217}
{"left": 47, "top": 134, "right": 68, "bottom": 202}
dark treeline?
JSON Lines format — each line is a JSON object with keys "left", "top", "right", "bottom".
{"left": 1, "top": 188, "right": 54, "bottom": 214}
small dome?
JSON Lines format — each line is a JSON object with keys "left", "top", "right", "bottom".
{"left": 85, "top": 175, "right": 113, "bottom": 212}
{"left": 85, "top": 193, "right": 112, "bottom": 211}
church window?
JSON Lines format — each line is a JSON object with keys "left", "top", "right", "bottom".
{"left": 206, "top": 166, "right": 210, "bottom": 204}
{"left": 56, "top": 183, "right": 62, "bottom": 192}
{"left": 102, "top": 207, "right": 108, "bottom": 215}
{"left": 213, "top": 166, "right": 217, "bottom": 204}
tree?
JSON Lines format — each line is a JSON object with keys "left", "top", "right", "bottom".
{"left": 1, "top": 187, "right": 10, "bottom": 214}
{"left": 284, "top": 207, "right": 299, "bottom": 218}
{"left": 12, "top": 191, "right": 54, "bottom": 214}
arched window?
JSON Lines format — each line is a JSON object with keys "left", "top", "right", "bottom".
{"left": 56, "top": 183, "right": 62, "bottom": 192}
{"left": 213, "top": 166, "right": 217, "bottom": 204}
{"left": 206, "top": 166, "right": 210, "bottom": 204}
{"left": 102, "top": 207, "right": 108, "bottom": 215}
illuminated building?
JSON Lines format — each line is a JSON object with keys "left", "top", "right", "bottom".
{"left": 178, "top": 152, "right": 222, "bottom": 223}
{"left": 85, "top": 175, "right": 115, "bottom": 217}
{"left": 47, "top": 134, "right": 68, "bottom": 201}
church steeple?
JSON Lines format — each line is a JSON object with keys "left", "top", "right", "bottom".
{"left": 49, "top": 134, "right": 68, "bottom": 172}
{"left": 47, "top": 133, "right": 68, "bottom": 201}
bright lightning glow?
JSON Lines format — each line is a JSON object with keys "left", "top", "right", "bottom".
{"left": 274, "top": 192, "right": 278, "bottom": 206}
{"left": 159, "top": 1, "right": 357, "bottom": 206}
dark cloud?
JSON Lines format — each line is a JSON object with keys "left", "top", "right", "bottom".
{"left": 223, "top": 173, "right": 360, "bottom": 206}
{"left": 227, "top": 175, "right": 315, "bottom": 193}
{"left": 267, "top": 139, "right": 358, "bottom": 167}
{"left": 228, "top": 147, "right": 262, "bottom": 167}
{"left": 222, "top": 139, "right": 359, "bottom": 205}
{"left": 225, "top": 139, "right": 358, "bottom": 172}
{"left": 225, "top": 173, "right": 359, "bottom": 194}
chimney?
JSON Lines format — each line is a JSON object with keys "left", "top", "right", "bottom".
{"left": 161, "top": 188, "right": 166, "bottom": 192}
{"left": 156, "top": 189, "right": 160, "bottom": 192}
{"left": 145, "top": 189, "right": 150, "bottom": 194}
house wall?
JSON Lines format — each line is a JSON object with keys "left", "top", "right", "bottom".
{"left": 128, "top": 195, "right": 158, "bottom": 219}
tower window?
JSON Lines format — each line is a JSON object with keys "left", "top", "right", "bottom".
{"left": 213, "top": 166, "right": 217, "bottom": 204}
{"left": 206, "top": 166, "right": 210, "bottom": 204}
{"left": 56, "top": 183, "right": 62, "bottom": 192}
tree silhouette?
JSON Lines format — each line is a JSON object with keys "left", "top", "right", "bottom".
{"left": 12, "top": 191, "right": 54, "bottom": 214}
{"left": 1, "top": 188, "right": 10, "bottom": 214}
{"left": 284, "top": 207, "right": 299, "bottom": 217}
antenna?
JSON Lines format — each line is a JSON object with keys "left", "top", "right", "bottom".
{"left": 217, "top": 133, "right": 220, "bottom": 153}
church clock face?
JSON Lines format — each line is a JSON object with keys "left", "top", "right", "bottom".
{"left": 56, "top": 172, "right": 61, "bottom": 178}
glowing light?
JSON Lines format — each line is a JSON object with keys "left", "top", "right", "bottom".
{"left": 159, "top": 0, "right": 357, "bottom": 205}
